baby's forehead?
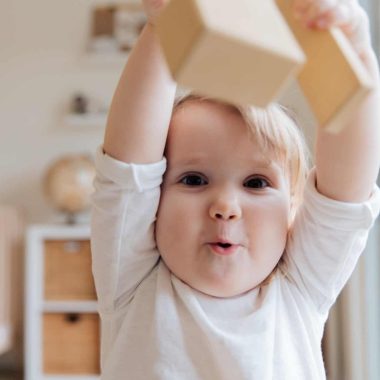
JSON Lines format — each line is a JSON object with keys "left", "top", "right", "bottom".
{"left": 167, "top": 98, "right": 289, "bottom": 171}
{"left": 169, "top": 101, "right": 249, "bottom": 144}
{"left": 166, "top": 138, "right": 284, "bottom": 175}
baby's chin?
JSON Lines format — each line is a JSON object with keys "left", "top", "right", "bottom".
{"left": 159, "top": 251, "right": 277, "bottom": 298}
{"left": 176, "top": 272, "right": 265, "bottom": 299}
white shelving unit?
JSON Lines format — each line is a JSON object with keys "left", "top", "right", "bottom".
{"left": 81, "top": 51, "right": 129, "bottom": 67}
{"left": 25, "top": 224, "right": 100, "bottom": 380}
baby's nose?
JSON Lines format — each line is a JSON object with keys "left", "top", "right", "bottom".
{"left": 209, "top": 195, "right": 242, "bottom": 221}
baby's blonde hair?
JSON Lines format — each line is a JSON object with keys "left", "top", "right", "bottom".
{"left": 172, "top": 93, "right": 312, "bottom": 287}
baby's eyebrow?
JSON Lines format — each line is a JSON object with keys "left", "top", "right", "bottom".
{"left": 250, "top": 161, "right": 273, "bottom": 168}
{"left": 165, "top": 157, "right": 207, "bottom": 177}
{"left": 246, "top": 158, "right": 278, "bottom": 170}
{"left": 173, "top": 156, "right": 208, "bottom": 167}
{"left": 245, "top": 160, "right": 285, "bottom": 179}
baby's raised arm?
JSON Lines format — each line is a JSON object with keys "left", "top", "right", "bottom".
{"left": 103, "top": 0, "right": 176, "bottom": 164}
{"left": 283, "top": 0, "right": 380, "bottom": 315}
{"left": 294, "top": 0, "right": 380, "bottom": 202}
{"left": 91, "top": 1, "right": 177, "bottom": 315}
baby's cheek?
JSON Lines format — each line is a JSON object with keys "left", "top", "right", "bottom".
{"left": 252, "top": 200, "right": 289, "bottom": 243}
{"left": 156, "top": 191, "right": 191, "bottom": 247}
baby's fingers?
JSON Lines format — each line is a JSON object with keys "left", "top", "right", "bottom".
{"left": 311, "top": 3, "right": 354, "bottom": 29}
{"left": 293, "top": 0, "right": 352, "bottom": 28}
{"left": 293, "top": 0, "right": 336, "bottom": 21}
{"left": 292, "top": 0, "right": 372, "bottom": 55}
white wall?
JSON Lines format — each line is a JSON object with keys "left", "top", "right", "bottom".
{"left": 0, "top": 0, "right": 124, "bottom": 225}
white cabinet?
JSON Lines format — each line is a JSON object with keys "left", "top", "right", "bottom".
{"left": 25, "top": 225, "right": 100, "bottom": 380}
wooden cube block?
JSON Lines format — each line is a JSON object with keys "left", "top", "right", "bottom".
{"left": 276, "top": 0, "right": 373, "bottom": 133}
{"left": 156, "top": 0, "right": 305, "bottom": 107}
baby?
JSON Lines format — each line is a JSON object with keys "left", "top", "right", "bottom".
{"left": 91, "top": 0, "right": 380, "bottom": 379}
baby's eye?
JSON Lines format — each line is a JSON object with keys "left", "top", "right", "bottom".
{"left": 180, "top": 174, "right": 208, "bottom": 186}
{"left": 244, "top": 177, "right": 270, "bottom": 189}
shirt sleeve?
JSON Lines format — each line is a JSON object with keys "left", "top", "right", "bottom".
{"left": 282, "top": 167, "right": 380, "bottom": 314}
{"left": 90, "top": 145, "right": 166, "bottom": 313}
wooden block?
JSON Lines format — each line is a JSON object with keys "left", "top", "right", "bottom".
{"left": 156, "top": 0, "right": 305, "bottom": 107}
{"left": 44, "top": 240, "right": 97, "bottom": 301}
{"left": 276, "top": 0, "right": 373, "bottom": 133}
{"left": 43, "top": 313, "right": 100, "bottom": 374}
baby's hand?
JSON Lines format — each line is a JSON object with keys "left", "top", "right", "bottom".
{"left": 142, "top": 0, "right": 169, "bottom": 26}
{"left": 292, "top": 0, "right": 372, "bottom": 58}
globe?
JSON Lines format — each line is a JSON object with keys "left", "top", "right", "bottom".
{"left": 43, "top": 154, "right": 96, "bottom": 222}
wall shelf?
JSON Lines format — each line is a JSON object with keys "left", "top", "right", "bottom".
{"left": 80, "top": 51, "right": 129, "bottom": 67}
{"left": 65, "top": 113, "right": 107, "bottom": 128}
{"left": 42, "top": 301, "right": 98, "bottom": 314}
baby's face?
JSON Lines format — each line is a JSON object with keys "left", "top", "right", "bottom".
{"left": 156, "top": 100, "right": 291, "bottom": 298}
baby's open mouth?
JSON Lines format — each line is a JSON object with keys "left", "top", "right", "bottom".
{"left": 217, "top": 242, "right": 232, "bottom": 248}
{"left": 208, "top": 242, "right": 239, "bottom": 256}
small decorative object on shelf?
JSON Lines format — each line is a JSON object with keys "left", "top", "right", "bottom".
{"left": 71, "top": 94, "right": 88, "bottom": 115}
{"left": 66, "top": 93, "right": 108, "bottom": 128}
{"left": 25, "top": 224, "right": 100, "bottom": 380}
{"left": 89, "top": 2, "right": 146, "bottom": 55}
{"left": 43, "top": 154, "right": 96, "bottom": 224}
{"left": 70, "top": 93, "right": 107, "bottom": 116}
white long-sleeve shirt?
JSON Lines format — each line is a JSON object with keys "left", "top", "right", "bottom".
{"left": 91, "top": 146, "right": 380, "bottom": 380}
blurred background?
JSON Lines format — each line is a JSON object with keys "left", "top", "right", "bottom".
{"left": 0, "top": 0, "right": 379, "bottom": 379}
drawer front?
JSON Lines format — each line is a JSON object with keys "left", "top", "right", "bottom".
{"left": 44, "top": 240, "right": 97, "bottom": 301}
{"left": 43, "top": 313, "right": 100, "bottom": 374}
